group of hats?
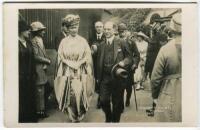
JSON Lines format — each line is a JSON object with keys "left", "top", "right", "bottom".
{"left": 19, "top": 20, "right": 46, "bottom": 33}
{"left": 151, "top": 12, "right": 181, "bottom": 33}
{"left": 19, "top": 14, "right": 80, "bottom": 33}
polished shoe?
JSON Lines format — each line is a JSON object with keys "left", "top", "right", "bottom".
{"left": 136, "top": 84, "right": 141, "bottom": 91}
{"left": 140, "top": 85, "right": 144, "bottom": 90}
{"left": 37, "top": 111, "right": 49, "bottom": 118}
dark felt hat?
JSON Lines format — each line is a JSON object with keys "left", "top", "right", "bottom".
{"left": 18, "top": 20, "right": 30, "bottom": 33}
{"left": 118, "top": 23, "right": 127, "bottom": 32}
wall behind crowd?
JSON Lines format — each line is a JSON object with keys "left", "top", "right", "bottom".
{"left": 19, "top": 9, "right": 103, "bottom": 49}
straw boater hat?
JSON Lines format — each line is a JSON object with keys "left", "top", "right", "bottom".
{"left": 30, "top": 21, "right": 46, "bottom": 32}
{"left": 137, "top": 31, "right": 149, "bottom": 40}
{"left": 169, "top": 12, "right": 181, "bottom": 33}
{"left": 62, "top": 14, "right": 80, "bottom": 27}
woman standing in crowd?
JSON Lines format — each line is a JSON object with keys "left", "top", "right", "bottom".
{"left": 30, "top": 21, "right": 51, "bottom": 118}
{"left": 54, "top": 14, "right": 94, "bottom": 122}
{"left": 134, "top": 32, "right": 148, "bottom": 90}
{"left": 150, "top": 12, "right": 182, "bottom": 122}
{"left": 18, "top": 20, "right": 37, "bottom": 122}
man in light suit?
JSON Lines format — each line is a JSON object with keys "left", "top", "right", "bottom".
{"left": 95, "top": 21, "right": 133, "bottom": 122}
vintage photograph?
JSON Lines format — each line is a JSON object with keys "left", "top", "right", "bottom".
{"left": 17, "top": 8, "right": 182, "bottom": 123}
{"left": 3, "top": 2, "right": 198, "bottom": 127}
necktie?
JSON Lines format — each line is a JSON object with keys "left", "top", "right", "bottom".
{"left": 97, "top": 35, "right": 100, "bottom": 40}
{"left": 107, "top": 40, "right": 110, "bottom": 45}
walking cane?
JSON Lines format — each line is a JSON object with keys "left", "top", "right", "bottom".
{"left": 133, "top": 84, "right": 138, "bottom": 111}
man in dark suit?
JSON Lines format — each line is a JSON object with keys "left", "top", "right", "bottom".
{"left": 89, "top": 21, "right": 106, "bottom": 46}
{"left": 118, "top": 23, "right": 140, "bottom": 107}
{"left": 143, "top": 13, "right": 162, "bottom": 79}
{"left": 95, "top": 21, "right": 133, "bottom": 122}
{"left": 90, "top": 21, "right": 106, "bottom": 109}
{"left": 54, "top": 16, "right": 69, "bottom": 51}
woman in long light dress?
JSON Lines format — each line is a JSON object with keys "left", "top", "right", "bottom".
{"left": 54, "top": 14, "right": 94, "bottom": 122}
{"left": 134, "top": 32, "right": 148, "bottom": 90}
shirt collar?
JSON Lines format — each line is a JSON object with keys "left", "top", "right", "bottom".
{"left": 19, "top": 37, "right": 27, "bottom": 48}
{"left": 106, "top": 35, "right": 115, "bottom": 44}
{"left": 97, "top": 32, "right": 103, "bottom": 37}
{"left": 62, "top": 31, "right": 68, "bottom": 37}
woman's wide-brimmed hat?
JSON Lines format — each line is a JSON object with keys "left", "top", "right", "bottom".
{"left": 62, "top": 14, "right": 80, "bottom": 27}
{"left": 136, "top": 31, "right": 149, "bottom": 40}
{"left": 169, "top": 12, "right": 181, "bottom": 33}
{"left": 18, "top": 20, "right": 30, "bottom": 33}
{"left": 30, "top": 21, "right": 46, "bottom": 32}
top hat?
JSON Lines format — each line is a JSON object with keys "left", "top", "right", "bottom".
{"left": 111, "top": 64, "right": 128, "bottom": 79}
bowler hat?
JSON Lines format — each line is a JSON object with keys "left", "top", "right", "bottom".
{"left": 150, "top": 13, "right": 161, "bottom": 24}
{"left": 111, "top": 64, "right": 128, "bottom": 79}
{"left": 118, "top": 23, "right": 127, "bottom": 32}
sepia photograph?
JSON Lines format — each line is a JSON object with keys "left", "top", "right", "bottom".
{"left": 3, "top": 2, "right": 198, "bottom": 127}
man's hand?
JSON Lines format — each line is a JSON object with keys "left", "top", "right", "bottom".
{"left": 131, "top": 64, "right": 137, "bottom": 71}
{"left": 118, "top": 61, "right": 125, "bottom": 67}
{"left": 91, "top": 45, "right": 97, "bottom": 55}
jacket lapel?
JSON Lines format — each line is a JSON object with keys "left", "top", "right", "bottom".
{"left": 100, "top": 41, "right": 105, "bottom": 67}
{"left": 113, "top": 37, "right": 119, "bottom": 62}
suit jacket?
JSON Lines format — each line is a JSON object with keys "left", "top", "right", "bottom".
{"left": 96, "top": 36, "right": 133, "bottom": 83}
{"left": 54, "top": 31, "right": 67, "bottom": 51}
{"left": 19, "top": 39, "right": 37, "bottom": 122}
{"left": 125, "top": 38, "right": 140, "bottom": 71}
{"left": 89, "top": 32, "right": 106, "bottom": 47}
{"left": 31, "top": 36, "right": 50, "bottom": 85}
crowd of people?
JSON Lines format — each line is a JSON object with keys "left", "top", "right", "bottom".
{"left": 18, "top": 11, "right": 181, "bottom": 123}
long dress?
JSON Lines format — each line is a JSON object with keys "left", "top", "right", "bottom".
{"left": 151, "top": 37, "right": 181, "bottom": 122}
{"left": 54, "top": 35, "right": 95, "bottom": 122}
{"left": 134, "top": 40, "right": 148, "bottom": 83}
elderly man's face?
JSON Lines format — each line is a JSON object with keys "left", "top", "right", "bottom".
{"left": 104, "top": 22, "right": 114, "bottom": 38}
{"left": 69, "top": 25, "right": 79, "bottom": 37}
{"left": 95, "top": 23, "right": 103, "bottom": 34}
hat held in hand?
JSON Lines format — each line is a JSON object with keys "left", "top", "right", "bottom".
{"left": 111, "top": 63, "right": 128, "bottom": 79}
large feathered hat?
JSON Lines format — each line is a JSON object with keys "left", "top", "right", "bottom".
{"left": 62, "top": 14, "right": 80, "bottom": 27}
